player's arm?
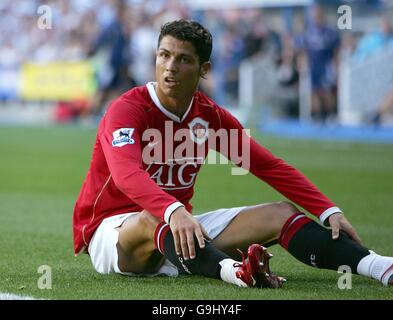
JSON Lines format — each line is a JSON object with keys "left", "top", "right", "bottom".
{"left": 169, "top": 207, "right": 211, "bottom": 260}
{"left": 99, "top": 99, "right": 182, "bottom": 223}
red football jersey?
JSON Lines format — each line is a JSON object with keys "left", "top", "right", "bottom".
{"left": 73, "top": 82, "right": 340, "bottom": 254}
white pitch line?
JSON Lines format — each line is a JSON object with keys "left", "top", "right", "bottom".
{"left": 0, "top": 292, "right": 37, "bottom": 300}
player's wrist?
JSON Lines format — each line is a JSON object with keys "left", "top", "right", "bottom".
{"left": 164, "top": 202, "right": 185, "bottom": 224}
{"left": 320, "top": 206, "right": 343, "bottom": 226}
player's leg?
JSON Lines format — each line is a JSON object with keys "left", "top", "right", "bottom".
{"left": 116, "top": 211, "right": 166, "bottom": 274}
{"left": 319, "top": 88, "right": 337, "bottom": 120}
{"left": 278, "top": 211, "right": 393, "bottom": 286}
{"left": 211, "top": 202, "right": 393, "bottom": 286}
{"left": 311, "top": 91, "right": 322, "bottom": 121}
{"left": 117, "top": 210, "right": 229, "bottom": 276}
{"left": 116, "top": 210, "right": 282, "bottom": 288}
{"left": 211, "top": 201, "right": 297, "bottom": 258}
{"left": 154, "top": 220, "right": 283, "bottom": 288}
{"left": 370, "top": 90, "right": 393, "bottom": 124}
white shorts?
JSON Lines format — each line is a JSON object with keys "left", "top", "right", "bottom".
{"left": 88, "top": 206, "right": 246, "bottom": 277}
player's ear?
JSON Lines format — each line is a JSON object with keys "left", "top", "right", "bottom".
{"left": 200, "top": 61, "right": 211, "bottom": 80}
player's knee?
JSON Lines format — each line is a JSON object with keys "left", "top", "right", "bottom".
{"left": 273, "top": 201, "right": 299, "bottom": 232}
{"left": 137, "top": 211, "right": 161, "bottom": 240}
{"left": 118, "top": 211, "right": 160, "bottom": 246}
{"left": 276, "top": 201, "right": 298, "bottom": 215}
{"left": 117, "top": 212, "right": 163, "bottom": 273}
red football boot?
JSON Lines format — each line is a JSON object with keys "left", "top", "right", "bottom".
{"left": 234, "top": 244, "right": 285, "bottom": 289}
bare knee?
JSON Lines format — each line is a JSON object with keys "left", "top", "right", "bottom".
{"left": 137, "top": 211, "right": 161, "bottom": 241}
{"left": 275, "top": 201, "right": 298, "bottom": 215}
{"left": 213, "top": 201, "right": 299, "bottom": 254}
{"left": 270, "top": 201, "right": 299, "bottom": 235}
{"left": 275, "top": 201, "right": 298, "bottom": 219}
{"left": 117, "top": 211, "right": 163, "bottom": 274}
{"left": 245, "top": 201, "right": 298, "bottom": 231}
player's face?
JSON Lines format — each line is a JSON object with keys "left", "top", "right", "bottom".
{"left": 156, "top": 35, "right": 210, "bottom": 103}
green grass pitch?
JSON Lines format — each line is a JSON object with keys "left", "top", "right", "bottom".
{"left": 0, "top": 125, "right": 392, "bottom": 300}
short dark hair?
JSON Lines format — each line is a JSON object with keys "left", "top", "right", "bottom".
{"left": 158, "top": 19, "right": 213, "bottom": 64}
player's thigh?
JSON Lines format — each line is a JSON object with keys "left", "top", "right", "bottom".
{"left": 116, "top": 211, "right": 164, "bottom": 274}
{"left": 212, "top": 201, "right": 298, "bottom": 258}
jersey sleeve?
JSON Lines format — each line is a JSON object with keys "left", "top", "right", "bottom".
{"left": 214, "top": 107, "right": 341, "bottom": 223}
{"left": 98, "top": 98, "right": 183, "bottom": 222}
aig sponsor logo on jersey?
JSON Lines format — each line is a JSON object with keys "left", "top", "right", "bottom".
{"left": 146, "top": 158, "right": 202, "bottom": 190}
{"left": 112, "top": 128, "right": 135, "bottom": 147}
{"left": 188, "top": 117, "right": 209, "bottom": 145}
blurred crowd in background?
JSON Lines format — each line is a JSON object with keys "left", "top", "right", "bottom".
{"left": 1, "top": 0, "right": 393, "bottom": 125}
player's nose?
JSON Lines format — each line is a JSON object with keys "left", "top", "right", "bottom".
{"left": 165, "top": 57, "right": 178, "bottom": 73}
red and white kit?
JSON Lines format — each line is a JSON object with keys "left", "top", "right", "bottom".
{"left": 73, "top": 82, "right": 340, "bottom": 255}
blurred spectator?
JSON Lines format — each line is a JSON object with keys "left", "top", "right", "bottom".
{"left": 129, "top": 13, "right": 157, "bottom": 85}
{"left": 87, "top": 0, "right": 136, "bottom": 116}
{"left": 209, "top": 10, "right": 245, "bottom": 107}
{"left": 370, "top": 85, "right": 393, "bottom": 125}
{"left": 295, "top": 4, "right": 340, "bottom": 123}
{"left": 0, "top": 40, "right": 21, "bottom": 68}
{"left": 3, "top": 0, "right": 392, "bottom": 127}
{"left": 353, "top": 15, "right": 393, "bottom": 60}
{"left": 128, "top": 0, "right": 189, "bottom": 86}
{"left": 242, "top": 9, "right": 281, "bottom": 60}
{"left": 340, "top": 31, "right": 358, "bottom": 59}
{"left": 275, "top": 33, "right": 299, "bottom": 119}
{"left": 207, "top": 8, "right": 282, "bottom": 107}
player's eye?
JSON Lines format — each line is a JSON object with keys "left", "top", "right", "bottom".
{"left": 180, "top": 57, "right": 191, "bottom": 63}
{"left": 159, "top": 52, "right": 169, "bottom": 58}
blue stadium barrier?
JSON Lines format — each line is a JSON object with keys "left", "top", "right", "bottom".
{"left": 258, "top": 119, "right": 393, "bottom": 144}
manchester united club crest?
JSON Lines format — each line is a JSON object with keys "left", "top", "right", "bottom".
{"left": 188, "top": 117, "right": 209, "bottom": 145}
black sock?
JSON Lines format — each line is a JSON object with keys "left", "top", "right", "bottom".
{"left": 155, "top": 223, "right": 229, "bottom": 279}
{"left": 279, "top": 213, "right": 370, "bottom": 274}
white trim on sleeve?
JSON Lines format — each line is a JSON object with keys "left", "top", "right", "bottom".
{"left": 320, "top": 206, "right": 343, "bottom": 225}
{"left": 164, "top": 202, "right": 184, "bottom": 224}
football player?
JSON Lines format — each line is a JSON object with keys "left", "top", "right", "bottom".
{"left": 73, "top": 19, "right": 393, "bottom": 288}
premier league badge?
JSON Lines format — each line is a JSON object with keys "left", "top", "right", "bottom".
{"left": 112, "top": 128, "right": 135, "bottom": 147}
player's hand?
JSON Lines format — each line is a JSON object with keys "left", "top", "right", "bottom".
{"left": 169, "top": 207, "right": 211, "bottom": 260}
{"left": 328, "top": 212, "right": 362, "bottom": 245}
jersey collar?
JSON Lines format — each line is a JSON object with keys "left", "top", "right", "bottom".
{"left": 146, "top": 82, "right": 194, "bottom": 123}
